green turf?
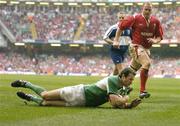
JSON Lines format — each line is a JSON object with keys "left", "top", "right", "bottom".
{"left": 0, "top": 74, "right": 180, "bottom": 126}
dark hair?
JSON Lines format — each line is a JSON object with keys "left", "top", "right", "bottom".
{"left": 119, "top": 67, "right": 136, "bottom": 78}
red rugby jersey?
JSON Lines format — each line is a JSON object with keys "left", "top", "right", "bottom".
{"left": 119, "top": 14, "right": 163, "bottom": 49}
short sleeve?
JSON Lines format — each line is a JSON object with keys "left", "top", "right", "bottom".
{"left": 155, "top": 20, "right": 163, "bottom": 40}
{"left": 107, "top": 76, "right": 121, "bottom": 95}
{"left": 118, "top": 16, "right": 135, "bottom": 30}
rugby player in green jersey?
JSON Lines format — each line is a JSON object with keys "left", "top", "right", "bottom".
{"left": 11, "top": 68, "right": 141, "bottom": 109}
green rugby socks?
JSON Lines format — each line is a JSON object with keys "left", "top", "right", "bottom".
{"left": 30, "top": 95, "right": 43, "bottom": 105}
{"left": 25, "top": 82, "right": 46, "bottom": 96}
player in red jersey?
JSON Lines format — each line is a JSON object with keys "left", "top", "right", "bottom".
{"left": 113, "top": 2, "right": 163, "bottom": 99}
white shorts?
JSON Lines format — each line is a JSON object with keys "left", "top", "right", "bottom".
{"left": 58, "top": 84, "right": 86, "bottom": 107}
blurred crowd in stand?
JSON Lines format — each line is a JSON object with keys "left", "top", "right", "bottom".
{"left": 0, "top": 52, "right": 179, "bottom": 76}
{"left": 0, "top": 4, "right": 179, "bottom": 77}
{"left": 0, "top": 4, "right": 179, "bottom": 42}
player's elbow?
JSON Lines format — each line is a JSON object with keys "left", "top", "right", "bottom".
{"left": 103, "top": 37, "right": 108, "bottom": 42}
{"left": 156, "top": 37, "right": 162, "bottom": 43}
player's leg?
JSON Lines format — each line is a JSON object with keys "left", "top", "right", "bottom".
{"left": 113, "top": 63, "right": 123, "bottom": 75}
{"left": 16, "top": 91, "right": 43, "bottom": 105}
{"left": 128, "top": 59, "right": 141, "bottom": 95}
{"left": 111, "top": 51, "right": 124, "bottom": 75}
{"left": 128, "top": 46, "right": 142, "bottom": 96}
{"left": 137, "top": 49, "right": 151, "bottom": 99}
{"left": 129, "top": 45, "right": 150, "bottom": 98}
{"left": 16, "top": 91, "right": 66, "bottom": 106}
{"left": 40, "top": 85, "right": 84, "bottom": 102}
{"left": 41, "top": 100, "right": 66, "bottom": 106}
{"left": 117, "top": 63, "right": 124, "bottom": 73}
{"left": 113, "top": 65, "right": 119, "bottom": 75}
{"left": 11, "top": 80, "right": 46, "bottom": 96}
{"left": 129, "top": 45, "right": 143, "bottom": 97}
{"left": 41, "top": 89, "right": 63, "bottom": 100}
{"left": 111, "top": 50, "right": 119, "bottom": 75}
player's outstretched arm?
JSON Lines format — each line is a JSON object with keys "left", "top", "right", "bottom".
{"left": 103, "top": 37, "right": 114, "bottom": 45}
{"left": 112, "top": 99, "right": 142, "bottom": 109}
{"left": 109, "top": 94, "right": 129, "bottom": 108}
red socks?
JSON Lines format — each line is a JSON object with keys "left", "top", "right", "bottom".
{"left": 140, "top": 69, "right": 149, "bottom": 93}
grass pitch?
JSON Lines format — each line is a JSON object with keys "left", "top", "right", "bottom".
{"left": 0, "top": 74, "right": 180, "bottom": 126}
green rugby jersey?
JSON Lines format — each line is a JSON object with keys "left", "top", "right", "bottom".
{"left": 84, "top": 76, "right": 128, "bottom": 107}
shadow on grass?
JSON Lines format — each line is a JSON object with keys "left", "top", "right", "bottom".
{"left": 19, "top": 102, "right": 114, "bottom": 109}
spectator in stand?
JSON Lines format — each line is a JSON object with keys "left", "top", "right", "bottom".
{"left": 0, "top": 4, "right": 178, "bottom": 42}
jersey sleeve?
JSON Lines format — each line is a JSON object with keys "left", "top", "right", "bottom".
{"left": 107, "top": 78, "right": 130, "bottom": 96}
{"left": 107, "top": 76, "right": 120, "bottom": 95}
{"left": 103, "top": 25, "right": 117, "bottom": 40}
{"left": 155, "top": 20, "right": 163, "bottom": 40}
{"left": 103, "top": 27, "right": 111, "bottom": 40}
{"left": 118, "top": 16, "right": 135, "bottom": 30}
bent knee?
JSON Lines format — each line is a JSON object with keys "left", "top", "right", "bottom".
{"left": 41, "top": 100, "right": 50, "bottom": 106}
{"left": 142, "top": 62, "right": 151, "bottom": 69}
{"left": 41, "top": 91, "right": 49, "bottom": 100}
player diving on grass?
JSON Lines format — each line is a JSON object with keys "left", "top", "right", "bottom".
{"left": 11, "top": 68, "right": 141, "bottom": 109}
{"left": 103, "top": 12, "right": 132, "bottom": 75}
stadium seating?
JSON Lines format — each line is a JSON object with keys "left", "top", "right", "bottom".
{"left": 0, "top": 4, "right": 179, "bottom": 43}
{"left": 0, "top": 52, "right": 179, "bottom": 77}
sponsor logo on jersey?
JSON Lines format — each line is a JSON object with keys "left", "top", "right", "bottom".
{"left": 141, "top": 32, "right": 153, "bottom": 37}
